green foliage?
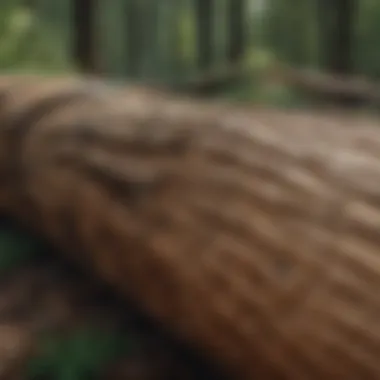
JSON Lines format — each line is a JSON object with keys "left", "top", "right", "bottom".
{"left": 259, "top": 0, "right": 319, "bottom": 67}
{"left": 27, "top": 327, "right": 132, "bottom": 380}
{"left": 2, "top": 0, "right": 379, "bottom": 106}
{"left": 355, "top": 0, "right": 380, "bottom": 78}
{"left": 0, "top": 0, "right": 73, "bottom": 73}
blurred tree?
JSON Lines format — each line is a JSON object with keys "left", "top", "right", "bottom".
{"left": 262, "top": 0, "right": 318, "bottom": 67}
{"left": 3, "top": 0, "right": 380, "bottom": 108}
{"left": 195, "top": 0, "right": 214, "bottom": 70}
{"left": 226, "top": 0, "right": 246, "bottom": 65}
{"left": 317, "top": 0, "right": 357, "bottom": 75}
{"left": 125, "top": 0, "right": 143, "bottom": 77}
{"left": 72, "top": 0, "right": 97, "bottom": 73}
{"left": 353, "top": 0, "right": 380, "bottom": 78}
{"left": 140, "top": 0, "right": 160, "bottom": 79}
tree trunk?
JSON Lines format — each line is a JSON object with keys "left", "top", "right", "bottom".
{"left": 125, "top": 0, "right": 143, "bottom": 78}
{"left": 318, "top": 0, "right": 357, "bottom": 75}
{"left": 195, "top": 0, "right": 214, "bottom": 71}
{"left": 72, "top": 0, "right": 97, "bottom": 73}
{"left": 2, "top": 75, "right": 380, "bottom": 379}
{"left": 226, "top": 0, "right": 246, "bottom": 65}
{"left": 317, "top": 0, "right": 357, "bottom": 106}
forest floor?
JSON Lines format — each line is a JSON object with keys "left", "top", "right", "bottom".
{"left": 0, "top": 236, "right": 225, "bottom": 380}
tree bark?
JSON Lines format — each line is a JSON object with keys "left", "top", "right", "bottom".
{"left": 1, "top": 75, "right": 380, "bottom": 379}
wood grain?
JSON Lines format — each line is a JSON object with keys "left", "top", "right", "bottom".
{"left": 1, "top": 75, "right": 380, "bottom": 379}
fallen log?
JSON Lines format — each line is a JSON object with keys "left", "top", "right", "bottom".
{"left": 0, "top": 74, "right": 379, "bottom": 379}
{"left": 267, "top": 65, "right": 380, "bottom": 107}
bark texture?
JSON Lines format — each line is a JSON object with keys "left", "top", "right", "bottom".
{"left": 0, "top": 75, "right": 379, "bottom": 378}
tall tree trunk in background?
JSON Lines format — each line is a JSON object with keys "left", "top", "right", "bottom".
{"left": 226, "top": 0, "right": 246, "bottom": 65}
{"left": 140, "top": 1, "right": 160, "bottom": 80}
{"left": 72, "top": 0, "right": 97, "bottom": 73}
{"left": 195, "top": 0, "right": 214, "bottom": 71}
{"left": 125, "top": 0, "right": 143, "bottom": 78}
{"left": 318, "top": 0, "right": 356, "bottom": 76}
{"left": 167, "top": 0, "right": 186, "bottom": 82}
{"left": 317, "top": 0, "right": 357, "bottom": 106}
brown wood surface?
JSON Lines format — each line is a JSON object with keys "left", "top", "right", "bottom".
{"left": 0, "top": 75, "right": 379, "bottom": 379}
